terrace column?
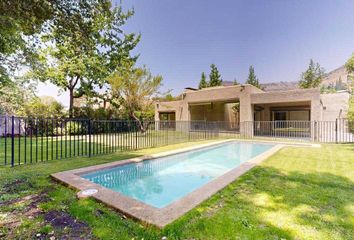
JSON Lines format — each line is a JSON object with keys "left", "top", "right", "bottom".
{"left": 155, "top": 103, "right": 160, "bottom": 131}
{"left": 239, "top": 95, "right": 253, "bottom": 137}
{"left": 310, "top": 99, "right": 322, "bottom": 141}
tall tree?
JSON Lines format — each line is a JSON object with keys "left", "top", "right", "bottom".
{"left": 209, "top": 64, "right": 222, "bottom": 87}
{"left": 0, "top": 0, "right": 54, "bottom": 86}
{"left": 0, "top": 79, "right": 36, "bottom": 115}
{"left": 28, "top": 1, "right": 140, "bottom": 117}
{"left": 107, "top": 61, "right": 163, "bottom": 132}
{"left": 21, "top": 96, "right": 66, "bottom": 118}
{"left": 245, "top": 65, "right": 262, "bottom": 89}
{"left": 198, "top": 72, "right": 208, "bottom": 89}
{"left": 299, "top": 59, "right": 325, "bottom": 89}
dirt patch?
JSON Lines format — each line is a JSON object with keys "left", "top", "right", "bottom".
{"left": 0, "top": 191, "right": 48, "bottom": 229}
{"left": 1, "top": 178, "right": 34, "bottom": 195}
{"left": 0, "top": 190, "right": 95, "bottom": 239}
{"left": 44, "top": 210, "right": 94, "bottom": 239}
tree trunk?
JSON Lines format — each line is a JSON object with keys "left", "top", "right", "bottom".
{"left": 69, "top": 88, "right": 74, "bottom": 118}
{"left": 130, "top": 111, "right": 145, "bottom": 133}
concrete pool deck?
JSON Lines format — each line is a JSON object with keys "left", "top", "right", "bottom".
{"left": 51, "top": 139, "right": 319, "bottom": 228}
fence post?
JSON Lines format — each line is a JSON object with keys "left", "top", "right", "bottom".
{"left": 135, "top": 121, "right": 138, "bottom": 150}
{"left": 88, "top": 119, "right": 92, "bottom": 157}
{"left": 11, "top": 116, "right": 15, "bottom": 167}
{"left": 335, "top": 118, "right": 338, "bottom": 144}
{"left": 4, "top": 116, "right": 7, "bottom": 165}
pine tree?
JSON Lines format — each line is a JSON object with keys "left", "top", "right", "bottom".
{"left": 209, "top": 64, "right": 222, "bottom": 87}
{"left": 233, "top": 79, "right": 239, "bottom": 85}
{"left": 299, "top": 59, "right": 325, "bottom": 89}
{"left": 245, "top": 65, "right": 261, "bottom": 89}
{"left": 198, "top": 72, "right": 208, "bottom": 89}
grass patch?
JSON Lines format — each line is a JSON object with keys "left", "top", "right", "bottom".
{"left": 0, "top": 130, "right": 217, "bottom": 166}
{"left": 0, "top": 141, "right": 353, "bottom": 239}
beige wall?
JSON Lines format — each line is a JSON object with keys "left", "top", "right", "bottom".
{"left": 254, "top": 101, "right": 311, "bottom": 121}
{"left": 155, "top": 86, "right": 325, "bottom": 123}
{"left": 320, "top": 92, "right": 350, "bottom": 121}
{"left": 188, "top": 102, "right": 238, "bottom": 123}
{"left": 251, "top": 89, "right": 321, "bottom": 121}
{"left": 156, "top": 84, "right": 263, "bottom": 122}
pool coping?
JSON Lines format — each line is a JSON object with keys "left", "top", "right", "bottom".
{"left": 51, "top": 139, "right": 303, "bottom": 228}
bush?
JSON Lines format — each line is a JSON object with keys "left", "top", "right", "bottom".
{"left": 348, "top": 95, "right": 354, "bottom": 132}
{"left": 53, "top": 127, "right": 66, "bottom": 136}
{"left": 66, "top": 121, "right": 83, "bottom": 135}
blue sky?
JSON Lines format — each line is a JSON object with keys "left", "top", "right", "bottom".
{"left": 38, "top": 0, "right": 354, "bottom": 106}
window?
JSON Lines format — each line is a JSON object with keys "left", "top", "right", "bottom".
{"left": 273, "top": 111, "right": 287, "bottom": 121}
{"left": 159, "top": 112, "right": 175, "bottom": 121}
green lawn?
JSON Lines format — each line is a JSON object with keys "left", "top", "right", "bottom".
{"left": 0, "top": 130, "right": 216, "bottom": 166}
{"left": 0, "top": 141, "right": 353, "bottom": 239}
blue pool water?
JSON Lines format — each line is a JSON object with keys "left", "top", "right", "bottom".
{"left": 82, "top": 141, "right": 274, "bottom": 208}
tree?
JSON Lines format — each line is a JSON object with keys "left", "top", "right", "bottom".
{"left": 107, "top": 62, "right": 163, "bottom": 132}
{"left": 245, "top": 65, "right": 262, "bottom": 89}
{"left": 22, "top": 96, "right": 66, "bottom": 118}
{"left": 198, "top": 72, "right": 208, "bottom": 89}
{"left": 209, "top": 64, "right": 222, "bottom": 87}
{"left": 27, "top": 1, "right": 140, "bottom": 117}
{"left": 0, "top": 79, "right": 36, "bottom": 115}
{"left": 345, "top": 54, "right": 354, "bottom": 124}
{"left": 299, "top": 59, "right": 325, "bottom": 89}
{"left": 345, "top": 53, "right": 354, "bottom": 93}
{"left": 233, "top": 79, "right": 239, "bottom": 85}
{"left": 0, "top": 0, "right": 54, "bottom": 86}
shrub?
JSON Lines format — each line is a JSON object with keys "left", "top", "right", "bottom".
{"left": 53, "top": 127, "right": 66, "bottom": 136}
{"left": 348, "top": 95, "right": 354, "bottom": 132}
{"left": 66, "top": 121, "right": 83, "bottom": 135}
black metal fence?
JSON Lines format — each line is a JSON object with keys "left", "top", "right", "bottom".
{"left": 0, "top": 117, "right": 221, "bottom": 167}
{"left": 0, "top": 116, "right": 353, "bottom": 167}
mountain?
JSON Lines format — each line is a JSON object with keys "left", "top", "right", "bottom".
{"left": 221, "top": 65, "right": 349, "bottom": 92}
{"left": 321, "top": 65, "right": 349, "bottom": 88}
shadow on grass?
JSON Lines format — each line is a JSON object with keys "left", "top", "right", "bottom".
{"left": 1, "top": 151, "right": 353, "bottom": 239}
{"left": 164, "top": 166, "right": 354, "bottom": 240}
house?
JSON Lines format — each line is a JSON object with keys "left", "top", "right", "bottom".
{"left": 154, "top": 84, "right": 350, "bottom": 137}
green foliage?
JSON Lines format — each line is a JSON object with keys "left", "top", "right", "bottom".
{"left": 320, "top": 77, "right": 347, "bottom": 94}
{"left": 0, "top": 0, "right": 53, "bottom": 84}
{"left": 27, "top": 1, "right": 140, "bottom": 117}
{"left": 345, "top": 53, "right": 354, "bottom": 92}
{"left": 198, "top": 72, "right": 208, "bottom": 89}
{"left": 164, "top": 94, "right": 175, "bottom": 101}
{"left": 53, "top": 127, "right": 66, "bottom": 136}
{"left": 107, "top": 62, "right": 162, "bottom": 131}
{"left": 73, "top": 105, "right": 121, "bottom": 119}
{"left": 0, "top": 79, "right": 36, "bottom": 115}
{"left": 245, "top": 65, "right": 262, "bottom": 89}
{"left": 21, "top": 96, "right": 66, "bottom": 118}
{"left": 0, "top": 143, "right": 353, "bottom": 239}
{"left": 320, "top": 85, "right": 337, "bottom": 94}
{"left": 208, "top": 64, "right": 222, "bottom": 87}
{"left": 299, "top": 59, "right": 325, "bottom": 89}
{"left": 233, "top": 79, "right": 239, "bottom": 85}
{"left": 155, "top": 93, "right": 181, "bottom": 102}
{"left": 348, "top": 95, "right": 354, "bottom": 122}
{"left": 66, "top": 121, "right": 83, "bottom": 136}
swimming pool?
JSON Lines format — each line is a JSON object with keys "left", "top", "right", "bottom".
{"left": 52, "top": 140, "right": 281, "bottom": 227}
{"left": 81, "top": 141, "right": 274, "bottom": 208}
